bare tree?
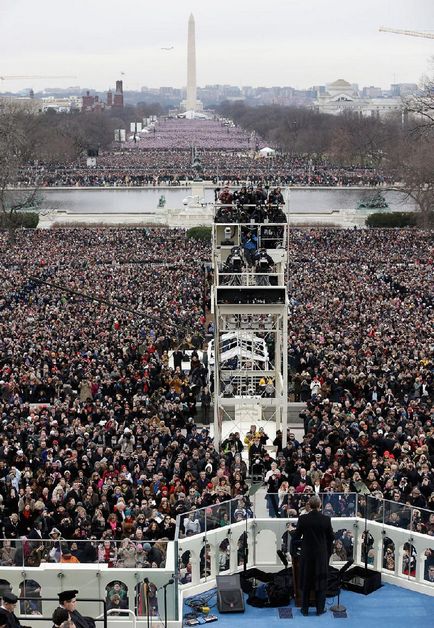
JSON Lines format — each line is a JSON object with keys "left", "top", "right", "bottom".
{"left": 403, "top": 72, "right": 434, "bottom": 138}
{"left": 392, "top": 72, "right": 434, "bottom": 223}
{"left": 0, "top": 100, "right": 41, "bottom": 237}
{"left": 397, "top": 135, "right": 434, "bottom": 222}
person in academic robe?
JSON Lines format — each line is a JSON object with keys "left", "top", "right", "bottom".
{"left": 57, "top": 591, "right": 95, "bottom": 628}
{"left": 0, "top": 609, "right": 11, "bottom": 628}
{"left": 0, "top": 593, "right": 31, "bottom": 628}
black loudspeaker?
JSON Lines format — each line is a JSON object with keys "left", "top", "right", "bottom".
{"left": 342, "top": 566, "right": 382, "bottom": 595}
{"left": 216, "top": 574, "right": 245, "bottom": 613}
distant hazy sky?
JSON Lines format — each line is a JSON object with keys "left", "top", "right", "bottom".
{"left": 0, "top": 0, "right": 432, "bottom": 92}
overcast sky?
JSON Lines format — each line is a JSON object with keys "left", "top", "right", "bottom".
{"left": 0, "top": 0, "right": 433, "bottom": 92}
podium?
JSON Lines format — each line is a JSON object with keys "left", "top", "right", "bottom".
{"left": 291, "top": 555, "right": 316, "bottom": 607}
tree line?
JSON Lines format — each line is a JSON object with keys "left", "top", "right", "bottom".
{"left": 218, "top": 86, "right": 434, "bottom": 219}
{"left": 0, "top": 100, "right": 163, "bottom": 166}
{"left": 0, "top": 87, "right": 432, "bottom": 222}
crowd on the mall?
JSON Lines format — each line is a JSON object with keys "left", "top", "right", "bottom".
{"left": 0, "top": 228, "right": 212, "bottom": 570}
{"left": 0, "top": 225, "right": 432, "bottom": 579}
{"left": 15, "top": 118, "right": 392, "bottom": 188}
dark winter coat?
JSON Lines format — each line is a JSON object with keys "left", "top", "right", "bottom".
{"left": 293, "top": 510, "right": 334, "bottom": 594}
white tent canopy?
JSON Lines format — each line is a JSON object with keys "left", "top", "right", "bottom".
{"left": 258, "top": 146, "right": 276, "bottom": 156}
{"left": 178, "top": 110, "right": 209, "bottom": 120}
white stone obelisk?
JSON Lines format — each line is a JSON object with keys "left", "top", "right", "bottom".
{"left": 185, "top": 13, "right": 197, "bottom": 111}
{"left": 181, "top": 13, "right": 203, "bottom": 113}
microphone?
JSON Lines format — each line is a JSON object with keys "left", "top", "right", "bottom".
{"left": 339, "top": 558, "right": 354, "bottom": 575}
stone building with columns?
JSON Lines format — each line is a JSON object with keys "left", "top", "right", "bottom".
{"left": 316, "top": 79, "right": 402, "bottom": 117}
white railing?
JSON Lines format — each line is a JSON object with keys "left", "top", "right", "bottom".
{"left": 0, "top": 514, "right": 432, "bottom": 628}
{"left": 0, "top": 543, "right": 178, "bottom": 625}
{"left": 176, "top": 516, "right": 434, "bottom": 597}
{"left": 97, "top": 607, "right": 137, "bottom": 628}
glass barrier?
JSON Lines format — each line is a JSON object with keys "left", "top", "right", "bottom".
{"left": 366, "top": 494, "right": 384, "bottom": 523}
{"left": 264, "top": 492, "right": 358, "bottom": 519}
{"left": 321, "top": 492, "right": 357, "bottom": 518}
{"left": 175, "top": 495, "right": 254, "bottom": 540}
{"left": 0, "top": 538, "right": 168, "bottom": 569}
{"left": 409, "top": 504, "right": 434, "bottom": 535}
{"left": 176, "top": 490, "right": 431, "bottom": 543}
{"left": 382, "top": 497, "right": 411, "bottom": 529}
{"left": 379, "top": 500, "right": 434, "bottom": 535}
{"left": 0, "top": 539, "right": 26, "bottom": 568}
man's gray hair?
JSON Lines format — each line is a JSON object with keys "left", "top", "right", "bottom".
{"left": 308, "top": 495, "right": 321, "bottom": 510}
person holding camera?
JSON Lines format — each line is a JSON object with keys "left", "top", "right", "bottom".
{"left": 254, "top": 247, "right": 274, "bottom": 286}
{"left": 118, "top": 428, "right": 135, "bottom": 456}
{"left": 264, "top": 462, "right": 284, "bottom": 517}
{"left": 223, "top": 247, "right": 245, "bottom": 285}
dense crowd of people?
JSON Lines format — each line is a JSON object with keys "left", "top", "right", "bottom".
{"left": 15, "top": 118, "right": 392, "bottom": 188}
{"left": 0, "top": 228, "right": 211, "bottom": 569}
{"left": 17, "top": 154, "right": 391, "bottom": 188}
{"left": 0, "top": 226, "right": 432, "bottom": 579}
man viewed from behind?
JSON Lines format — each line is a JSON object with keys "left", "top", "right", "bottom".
{"left": 292, "top": 495, "right": 334, "bottom": 616}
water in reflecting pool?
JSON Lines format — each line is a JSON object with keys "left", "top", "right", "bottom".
{"left": 41, "top": 187, "right": 415, "bottom": 214}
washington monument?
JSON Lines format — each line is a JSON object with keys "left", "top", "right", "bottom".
{"left": 182, "top": 13, "right": 203, "bottom": 112}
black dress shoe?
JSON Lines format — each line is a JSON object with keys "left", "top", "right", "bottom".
{"left": 301, "top": 609, "right": 309, "bottom": 616}
{"left": 316, "top": 609, "right": 326, "bottom": 616}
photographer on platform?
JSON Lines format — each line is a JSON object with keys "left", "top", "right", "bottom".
{"left": 254, "top": 247, "right": 274, "bottom": 285}
{"left": 223, "top": 247, "right": 245, "bottom": 284}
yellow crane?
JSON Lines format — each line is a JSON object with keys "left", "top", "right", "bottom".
{"left": 0, "top": 75, "right": 76, "bottom": 81}
{"left": 379, "top": 27, "right": 434, "bottom": 40}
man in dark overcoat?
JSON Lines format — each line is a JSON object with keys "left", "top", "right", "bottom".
{"left": 292, "top": 495, "right": 334, "bottom": 616}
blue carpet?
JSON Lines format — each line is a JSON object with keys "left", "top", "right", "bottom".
{"left": 183, "top": 583, "right": 434, "bottom": 628}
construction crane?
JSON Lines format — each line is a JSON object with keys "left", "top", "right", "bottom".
{"left": 0, "top": 75, "right": 77, "bottom": 81}
{"left": 379, "top": 27, "right": 434, "bottom": 40}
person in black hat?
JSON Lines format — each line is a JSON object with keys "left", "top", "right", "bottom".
{"left": 1, "top": 593, "right": 31, "bottom": 628}
{"left": 57, "top": 591, "right": 95, "bottom": 628}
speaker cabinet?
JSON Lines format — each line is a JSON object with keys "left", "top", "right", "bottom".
{"left": 216, "top": 574, "right": 245, "bottom": 613}
{"left": 342, "top": 566, "right": 382, "bottom": 595}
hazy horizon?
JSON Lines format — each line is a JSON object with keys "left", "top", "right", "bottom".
{"left": 0, "top": 0, "right": 432, "bottom": 93}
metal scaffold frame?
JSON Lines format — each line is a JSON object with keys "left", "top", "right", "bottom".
{"left": 211, "top": 211, "right": 289, "bottom": 448}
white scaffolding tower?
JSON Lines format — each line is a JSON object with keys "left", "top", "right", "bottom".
{"left": 212, "top": 207, "right": 289, "bottom": 448}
